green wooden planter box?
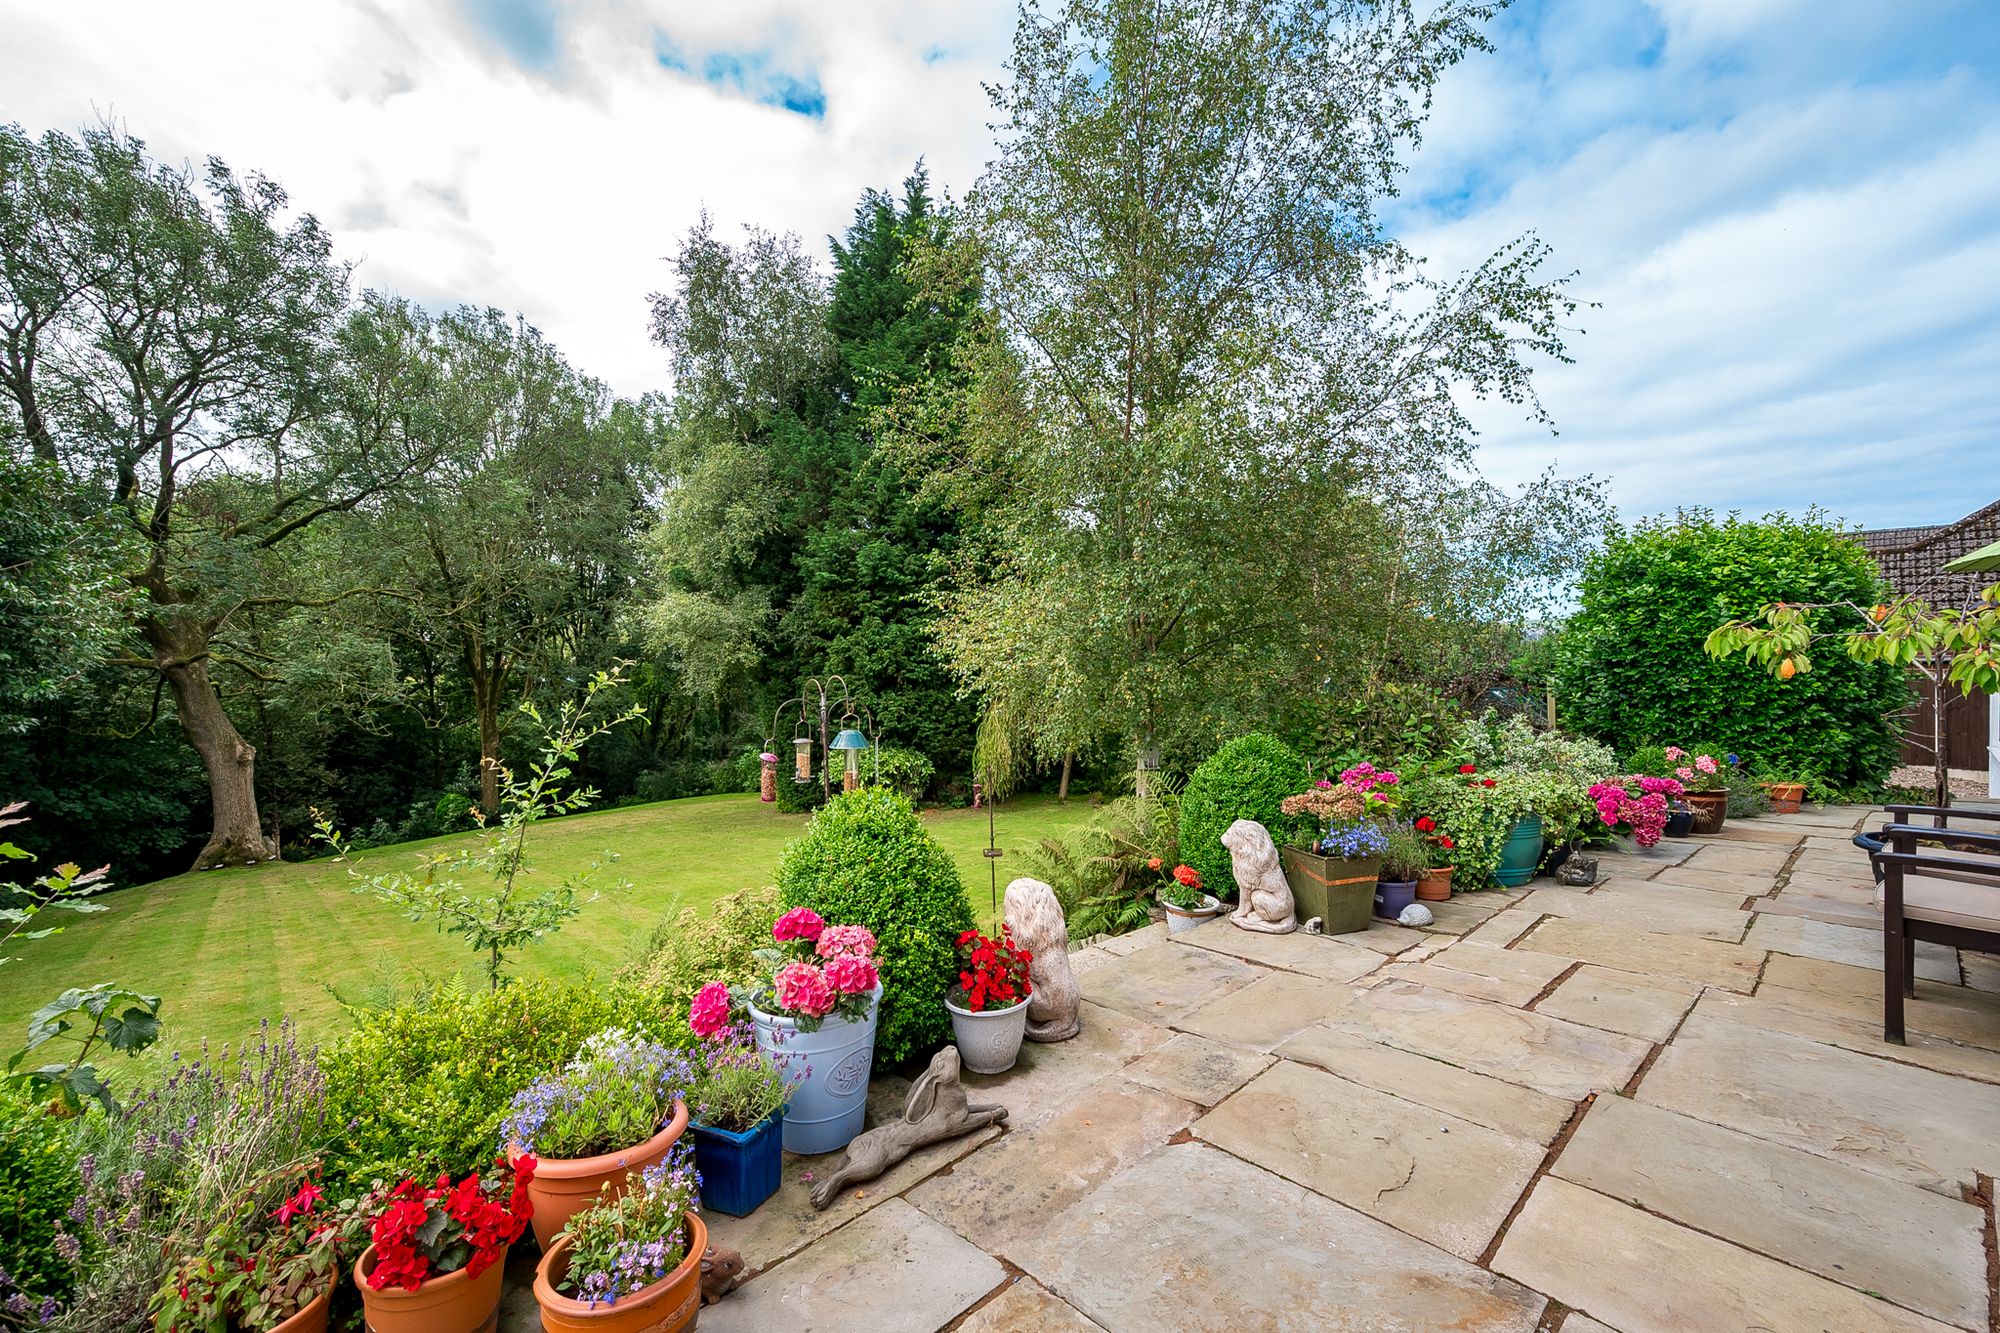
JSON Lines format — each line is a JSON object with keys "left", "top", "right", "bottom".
{"left": 1279, "top": 846, "right": 1380, "bottom": 935}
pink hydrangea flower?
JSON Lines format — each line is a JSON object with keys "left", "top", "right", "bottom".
{"left": 774, "top": 961, "right": 836, "bottom": 1017}
{"left": 1694, "top": 754, "right": 1718, "bottom": 774}
{"left": 689, "top": 982, "right": 732, "bottom": 1040}
{"left": 816, "top": 924, "right": 877, "bottom": 960}
{"left": 823, "top": 954, "right": 879, "bottom": 996}
{"left": 773, "top": 907, "right": 826, "bottom": 943}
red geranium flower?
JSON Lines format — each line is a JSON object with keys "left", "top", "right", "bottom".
{"left": 1458, "top": 764, "right": 1477, "bottom": 774}
{"left": 1414, "top": 816, "right": 1436, "bottom": 833}
{"left": 1481, "top": 778, "right": 1496, "bottom": 788}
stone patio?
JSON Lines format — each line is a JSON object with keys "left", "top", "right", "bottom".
{"left": 501, "top": 806, "right": 2000, "bottom": 1331}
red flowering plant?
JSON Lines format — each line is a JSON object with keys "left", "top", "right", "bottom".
{"left": 692, "top": 908, "right": 880, "bottom": 1036}
{"left": 950, "top": 927, "right": 1033, "bottom": 1013}
{"left": 362, "top": 1155, "right": 535, "bottom": 1292}
{"left": 150, "top": 1166, "right": 369, "bottom": 1330}
{"left": 1157, "top": 862, "right": 1210, "bottom": 911}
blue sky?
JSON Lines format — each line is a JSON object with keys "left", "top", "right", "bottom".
{"left": 1, "top": 0, "right": 1994, "bottom": 529}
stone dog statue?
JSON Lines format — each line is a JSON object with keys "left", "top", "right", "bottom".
{"left": 808, "top": 1046, "right": 1008, "bottom": 1209}
{"left": 1223, "top": 819, "right": 1297, "bottom": 934}
{"left": 1004, "top": 876, "right": 1081, "bottom": 1042}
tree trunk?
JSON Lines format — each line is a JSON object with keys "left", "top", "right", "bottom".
{"left": 1059, "top": 751, "right": 1073, "bottom": 803}
{"left": 471, "top": 667, "right": 504, "bottom": 815}
{"left": 151, "top": 637, "right": 277, "bottom": 870}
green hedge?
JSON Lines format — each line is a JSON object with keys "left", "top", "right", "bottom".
{"left": 1179, "top": 733, "right": 1308, "bottom": 899}
{"left": 0, "top": 1085, "right": 83, "bottom": 1309}
{"left": 775, "top": 788, "right": 973, "bottom": 1070}
{"left": 1553, "top": 512, "right": 1907, "bottom": 786}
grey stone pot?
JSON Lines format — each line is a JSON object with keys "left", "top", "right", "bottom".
{"left": 945, "top": 993, "right": 1030, "bottom": 1074}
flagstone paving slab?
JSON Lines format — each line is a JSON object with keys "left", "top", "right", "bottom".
{"left": 1409, "top": 894, "right": 1512, "bottom": 935}
{"left": 1532, "top": 964, "right": 1695, "bottom": 1042}
{"left": 1745, "top": 912, "right": 1959, "bottom": 981}
{"left": 1194, "top": 1058, "right": 1543, "bottom": 1258}
{"left": 1513, "top": 886, "right": 1752, "bottom": 942}
{"left": 1079, "top": 939, "right": 1264, "bottom": 1025}
{"left": 1516, "top": 915, "right": 1764, "bottom": 990}
{"left": 1751, "top": 890, "right": 1884, "bottom": 930}
{"left": 1683, "top": 842, "right": 1794, "bottom": 875}
{"left": 1690, "top": 987, "right": 2000, "bottom": 1084}
{"left": 1274, "top": 1022, "right": 1573, "bottom": 1143}
{"left": 1016, "top": 1144, "right": 1548, "bottom": 1333}
{"left": 961, "top": 999, "right": 1174, "bottom": 1129}
{"left": 1492, "top": 1177, "right": 1956, "bottom": 1333}
{"left": 1177, "top": 968, "right": 1367, "bottom": 1051}
{"left": 1380, "top": 959, "right": 1546, "bottom": 1007}
{"left": 1777, "top": 869, "right": 1877, "bottom": 899}
{"left": 1175, "top": 919, "right": 1389, "bottom": 981}
{"left": 1591, "top": 840, "right": 1697, "bottom": 871}
{"left": 1558, "top": 1318, "right": 1618, "bottom": 1333}
{"left": 955, "top": 1278, "right": 1104, "bottom": 1332}
{"left": 1968, "top": 952, "right": 2000, "bottom": 992}
{"left": 1590, "top": 874, "right": 1755, "bottom": 908}
{"left": 1352, "top": 921, "right": 1433, "bottom": 954}
{"left": 702, "top": 1198, "right": 1005, "bottom": 1333}
{"left": 1636, "top": 1012, "right": 2000, "bottom": 1194}
{"left": 1315, "top": 978, "right": 1650, "bottom": 1099}
{"left": 1457, "top": 909, "right": 1540, "bottom": 948}
{"left": 1645, "top": 865, "right": 1773, "bottom": 897}
{"left": 1097, "top": 921, "right": 1167, "bottom": 954}
{"left": 1758, "top": 953, "right": 2000, "bottom": 1051}
{"left": 1709, "top": 824, "right": 1805, "bottom": 846}
{"left": 906, "top": 1077, "right": 1196, "bottom": 1258}
{"left": 1552, "top": 1094, "right": 1990, "bottom": 1330}
{"left": 1424, "top": 939, "right": 1575, "bottom": 989}
{"left": 1121, "top": 1031, "right": 1273, "bottom": 1106}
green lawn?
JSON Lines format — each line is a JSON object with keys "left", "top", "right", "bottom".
{"left": 0, "top": 793, "right": 1092, "bottom": 1054}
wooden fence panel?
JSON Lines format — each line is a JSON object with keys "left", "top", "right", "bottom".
{"left": 1897, "top": 682, "right": 1992, "bottom": 769}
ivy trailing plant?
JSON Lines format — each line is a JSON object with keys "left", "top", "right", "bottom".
{"left": 1555, "top": 511, "right": 1907, "bottom": 789}
{"left": 317, "top": 666, "right": 641, "bottom": 990}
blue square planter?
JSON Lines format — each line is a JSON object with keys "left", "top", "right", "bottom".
{"left": 692, "top": 1109, "right": 785, "bottom": 1216}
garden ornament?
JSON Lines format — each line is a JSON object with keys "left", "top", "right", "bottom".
{"left": 1004, "top": 877, "right": 1081, "bottom": 1042}
{"left": 1396, "top": 902, "right": 1434, "bottom": 928}
{"left": 700, "top": 1245, "right": 744, "bottom": 1305}
{"left": 1554, "top": 856, "right": 1599, "bottom": 887}
{"left": 1222, "top": 819, "right": 1298, "bottom": 934}
{"left": 808, "top": 1046, "right": 1008, "bottom": 1209}
{"left": 1302, "top": 916, "right": 1325, "bottom": 935}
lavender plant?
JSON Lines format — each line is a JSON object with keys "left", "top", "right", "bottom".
{"left": 498, "top": 1029, "right": 692, "bottom": 1160}
{"left": 688, "top": 1026, "right": 787, "bottom": 1134}
{"left": 559, "top": 1145, "right": 701, "bottom": 1308}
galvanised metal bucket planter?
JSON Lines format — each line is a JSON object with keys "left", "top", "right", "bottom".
{"left": 1495, "top": 816, "right": 1545, "bottom": 887}
{"left": 750, "top": 984, "right": 880, "bottom": 1156}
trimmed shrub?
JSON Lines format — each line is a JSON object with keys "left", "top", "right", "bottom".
{"left": 321, "top": 977, "right": 666, "bottom": 1192}
{"left": 1179, "top": 733, "right": 1309, "bottom": 898}
{"left": 775, "top": 788, "right": 974, "bottom": 1070}
{"left": 625, "top": 886, "right": 781, "bottom": 1010}
{"left": 872, "top": 745, "right": 937, "bottom": 802}
{"left": 1554, "top": 512, "right": 1907, "bottom": 786}
{"left": 0, "top": 1085, "right": 83, "bottom": 1312}
{"left": 774, "top": 774, "right": 831, "bottom": 814}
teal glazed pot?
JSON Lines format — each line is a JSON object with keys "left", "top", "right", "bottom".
{"left": 1494, "top": 815, "right": 1545, "bottom": 888}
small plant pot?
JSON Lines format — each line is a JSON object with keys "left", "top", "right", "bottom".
{"left": 1663, "top": 803, "right": 1695, "bottom": 838}
{"left": 517, "top": 1102, "right": 691, "bottom": 1251}
{"left": 692, "top": 1108, "right": 784, "bottom": 1216}
{"left": 1162, "top": 893, "right": 1223, "bottom": 935}
{"left": 1494, "top": 816, "right": 1544, "bottom": 888}
{"left": 1766, "top": 783, "right": 1805, "bottom": 814}
{"left": 1278, "top": 847, "right": 1379, "bottom": 934}
{"left": 1683, "top": 790, "right": 1727, "bottom": 835}
{"left": 271, "top": 1283, "right": 334, "bottom": 1333}
{"left": 751, "top": 983, "right": 881, "bottom": 1155}
{"left": 532, "top": 1213, "right": 707, "bottom": 1333}
{"left": 1374, "top": 879, "right": 1418, "bottom": 920}
{"left": 1416, "top": 867, "right": 1454, "bottom": 901}
{"left": 355, "top": 1244, "right": 506, "bottom": 1333}
{"left": 946, "top": 992, "right": 1030, "bottom": 1073}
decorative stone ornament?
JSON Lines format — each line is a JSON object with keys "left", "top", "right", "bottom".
{"left": 700, "top": 1245, "right": 744, "bottom": 1306}
{"left": 1004, "top": 878, "right": 1081, "bottom": 1043}
{"left": 809, "top": 1047, "right": 1007, "bottom": 1209}
{"left": 1222, "top": 819, "right": 1298, "bottom": 934}
{"left": 1554, "top": 856, "right": 1599, "bottom": 887}
{"left": 1396, "top": 902, "right": 1434, "bottom": 927}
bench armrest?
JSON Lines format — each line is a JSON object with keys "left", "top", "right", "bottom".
{"left": 1885, "top": 804, "right": 2000, "bottom": 825}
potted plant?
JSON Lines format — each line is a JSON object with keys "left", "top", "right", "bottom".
{"left": 1663, "top": 746, "right": 1730, "bottom": 832}
{"left": 1759, "top": 767, "right": 1809, "bottom": 813}
{"left": 1375, "top": 824, "right": 1430, "bottom": 920}
{"left": 499, "top": 1029, "right": 693, "bottom": 1250}
{"left": 1159, "top": 863, "right": 1222, "bottom": 934}
{"left": 1277, "top": 779, "right": 1380, "bottom": 933}
{"left": 354, "top": 1157, "right": 534, "bottom": 1333}
{"left": 945, "top": 926, "right": 1034, "bottom": 1073}
{"left": 1412, "top": 817, "right": 1456, "bottom": 900}
{"left": 151, "top": 1170, "right": 362, "bottom": 1333}
{"left": 731, "top": 908, "right": 882, "bottom": 1155}
{"left": 532, "top": 1147, "right": 706, "bottom": 1332}
{"left": 1588, "top": 775, "right": 1685, "bottom": 848}
{"left": 685, "top": 989, "right": 789, "bottom": 1217}
{"left": 1663, "top": 799, "right": 1695, "bottom": 838}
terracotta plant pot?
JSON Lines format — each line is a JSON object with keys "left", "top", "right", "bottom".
{"left": 521, "top": 1102, "right": 691, "bottom": 1250}
{"left": 354, "top": 1244, "right": 506, "bottom": 1333}
{"left": 1683, "top": 790, "right": 1727, "bottom": 835}
{"left": 532, "top": 1213, "right": 707, "bottom": 1333}
{"left": 271, "top": 1283, "right": 334, "bottom": 1333}
{"left": 1415, "top": 867, "right": 1454, "bottom": 901}
{"left": 1766, "top": 782, "right": 1805, "bottom": 814}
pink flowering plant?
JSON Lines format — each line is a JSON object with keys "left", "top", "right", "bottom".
{"left": 1662, "top": 745, "right": 1731, "bottom": 792}
{"left": 689, "top": 908, "right": 879, "bottom": 1035}
{"left": 1588, "top": 775, "right": 1686, "bottom": 846}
